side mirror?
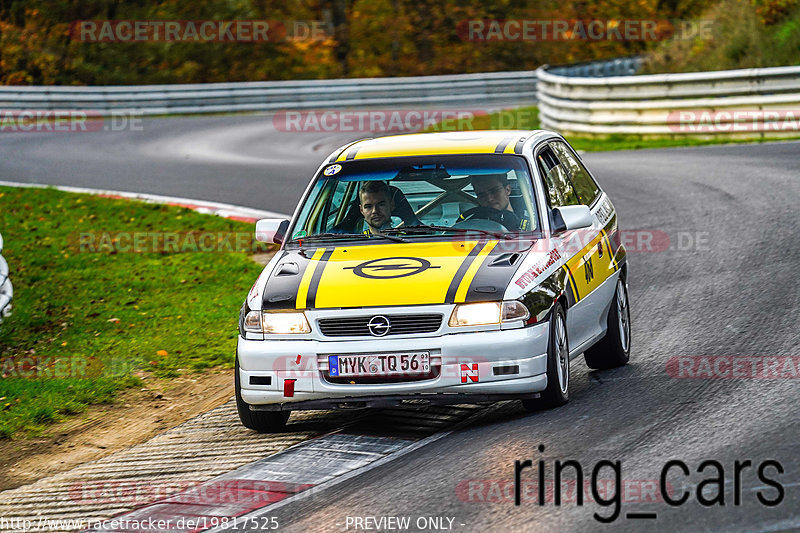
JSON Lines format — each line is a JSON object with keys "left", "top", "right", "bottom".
{"left": 255, "top": 219, "right": 290, "bottom": 244}
{"left": 552, "top": 205, "right": 593, "bottom": 232}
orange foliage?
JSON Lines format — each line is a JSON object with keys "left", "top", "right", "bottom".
{"left": 0, "top": 0, "right": 707, "bottom": 85}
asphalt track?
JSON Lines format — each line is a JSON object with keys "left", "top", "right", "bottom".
{"left": 2, "top": 116, "right": 799, "bottom": 532}
{"left": 0, "top": 115, "right": 341, "bottom": 213}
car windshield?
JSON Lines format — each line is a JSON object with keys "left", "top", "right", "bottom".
{"left": 288, "top": 154, "right": 539, "bottom": 242}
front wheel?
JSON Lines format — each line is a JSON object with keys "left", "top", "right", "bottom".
{"left": 522, "top": 303, "right": 569, "bottom": 411}
{"left": 584, "top": 277, "right": 631, "bottom": 370}
{"left": 235, "top": 355, "right": 290, "bottom": 433}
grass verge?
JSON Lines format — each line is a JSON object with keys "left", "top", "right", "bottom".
{"left": 0, "top": 186, "right": 272, "bottom": 438}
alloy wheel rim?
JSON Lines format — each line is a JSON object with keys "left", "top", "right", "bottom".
{"left": 555, "top": 314, "right": 569, "bottom": 393}
{"left": 617, "top": 280, "right": 630, "bottom": 352}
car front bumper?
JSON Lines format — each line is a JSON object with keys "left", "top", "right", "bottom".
{"left": 237, "top": 320, "right": 550, "bottom": 411}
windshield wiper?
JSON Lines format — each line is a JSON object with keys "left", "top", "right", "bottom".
{"left": 290, "top": 233, "right": 368, "bottom": 243}
{"left": 290, "top": 232, "right": 408, "bottom": 243}
{"left": 386, "top": 224, "right": 514, "bottom": 240}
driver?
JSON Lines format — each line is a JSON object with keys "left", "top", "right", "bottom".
{"left": 359, "top": 180, "right": 395, "bottom": 235}
{"left": 466, "top": 174, "right": 521, "bottom": 230}
{"left": 473, "top": 174, "right": 514, "bottom": 213}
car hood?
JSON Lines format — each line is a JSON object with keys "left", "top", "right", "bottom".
{"left": 260, "top": 240, "right": 531, "bottom": 310}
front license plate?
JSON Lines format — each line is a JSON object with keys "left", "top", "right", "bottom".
{"left": 329, "top": 352, "right": 430, "bottom": 377}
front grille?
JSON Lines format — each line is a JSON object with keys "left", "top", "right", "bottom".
{"left": 318, "top": 314, "right": 443, "bottom": 337}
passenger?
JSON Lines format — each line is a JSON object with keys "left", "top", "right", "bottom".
{"left": 359, "top": 181, "right": 395, "bottom": 235}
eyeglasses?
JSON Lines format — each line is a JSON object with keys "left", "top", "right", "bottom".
{"left": 475, "top": 185, "right": 504, "bottom": 199}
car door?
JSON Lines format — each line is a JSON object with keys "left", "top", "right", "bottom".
{"left": 536, "top": 142, "right": 618, "bottom": 351}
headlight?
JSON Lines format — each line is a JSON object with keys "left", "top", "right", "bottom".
{"left": 243, "top": 310, "right": 311, "bottom": 334}
{"left": 449, "top": 302, "right": 500, "bottom": 327}
{"left": 449, "top": 301, "right": 530, "bottom": 327}
{"left": 263, "top": 311, "right": 311, "bottom": 334}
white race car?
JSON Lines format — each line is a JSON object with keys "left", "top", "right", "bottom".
{"left": 237, "top": 130, "right": 630, "bottom": 431}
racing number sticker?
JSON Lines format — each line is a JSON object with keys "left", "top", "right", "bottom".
{"left": 566, "top": 231, "right": 616, "bottom": 301}
{"left": 584, "top": 255, "right": 594, "bottom": 284}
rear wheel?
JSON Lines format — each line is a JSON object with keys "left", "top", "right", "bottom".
{"left": 235, "top": 355, "right": 290, "bottom": 432}
{"left": 522, "top": 303, "right": 569, "bottom": 411}
{"left": 584, "top": 276, "right": 631, "bottom": 370}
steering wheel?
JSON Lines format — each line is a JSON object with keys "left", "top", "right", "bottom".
{"left": 460, "top": 206, "right": 520, "bottom": 231}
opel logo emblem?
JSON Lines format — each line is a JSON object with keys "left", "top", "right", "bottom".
{"left": 345, "top": 257, "right": 440, "bottom": 279}
{"left": 367, "top": 315, "right": 391, "bottom": 337}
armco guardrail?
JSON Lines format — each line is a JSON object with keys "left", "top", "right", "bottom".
{"left": 0, "top": 232, "right": 12, "bottom": 327}
{"left": 6, "top": 59, "right": 795, "bottom": 135}
{"left": 0, "top": 71, "right": 538, "bottom": 115}
{"left": 537, "top": 64, "right": 800, "bottom": 136}
{"left": 547, "top": 56, "right": 642, "bottom": 78}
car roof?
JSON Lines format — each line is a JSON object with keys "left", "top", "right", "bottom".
{"left": 330, "top": 130, "right": 558, "bottom": 162}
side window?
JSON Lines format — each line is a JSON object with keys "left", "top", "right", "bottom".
{"left": 329, "top": 183, "right": 346, "bottom": 213}
{"left": 537, "top": 146, "right": 579, "bottom": 208}
{"left": 550, "top": 141, "right": 601, "bottom": 206}
{"left": 319, "top": 180, "right": 353, "bottom": 232}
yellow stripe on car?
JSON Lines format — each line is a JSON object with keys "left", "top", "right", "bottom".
{"left": 296, "top": 248, "right": 327, "bottom": 309}
{"left": 562, "top": 264, "right": 579, "bottom": 301}
{"left": 454, "top": 241, "right": 497, "bottom": 302}
{"left": 601, "top": 229, "right": 619, "bottom": 272}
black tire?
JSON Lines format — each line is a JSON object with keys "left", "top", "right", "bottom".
{"left": 522, "top": 302, "right": 570, "bottom": 411}
{"left": 584, "top": 277, "right": 631, "bottom": 370}
{"left": 235, "top": 355, "right": 290, "bottom": 433}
